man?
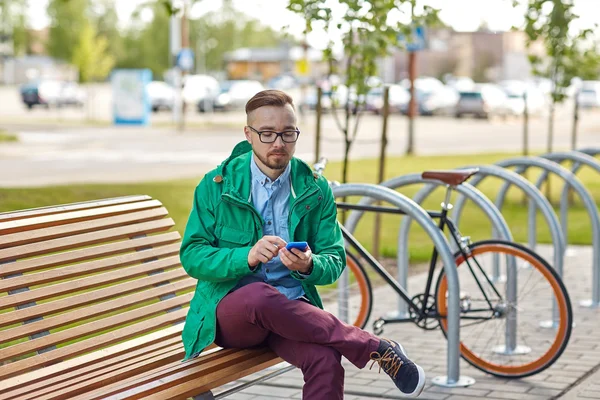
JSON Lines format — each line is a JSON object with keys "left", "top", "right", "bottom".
{"left": 180, "top": 90, "right": 425, "bottom": 399}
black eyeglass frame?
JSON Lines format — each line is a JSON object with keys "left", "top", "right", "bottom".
{"left": 246, "top": 126, "right": 301, "bottom": 143}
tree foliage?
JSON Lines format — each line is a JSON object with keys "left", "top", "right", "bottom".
{"left": 287, "top": 0, "right": 440, "bottom": 183}
{"left": 189, "top": 3, "right": 285, "bottom": 73}
{"left": 521, "top": 0, "right": 597, "bottom": 102}
{"left": 72, "top": 21, "right": 115, "bottom": 82}
{"left": 0, "top": 0, "right": 31, "bottom": 56}
{"left": 47, "top": 0, "right": 90, "bottom": 62}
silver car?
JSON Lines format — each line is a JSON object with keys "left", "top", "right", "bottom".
{"left": 455, "top": 84, "right": 510, "bottom": 119}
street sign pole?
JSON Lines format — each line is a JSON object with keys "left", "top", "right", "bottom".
{"left": 169, "top": 4, "right": 182, "bottom": 130}
{"left": 407, "top": 51, "right": 416, "bottom": 155}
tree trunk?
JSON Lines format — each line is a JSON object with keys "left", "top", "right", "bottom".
{"left": 407, "top": 51, "right": 417, "bottom": 155}
{"left": 340, "top": 136, "right": 351, "bottom": 224}
{"left": 545, "top": 100, "right": 556, "bottom": 202}
{"left": 521, "top": 91, "right": 529, "bottom": 205}
{"left": 373, "top": 86, "right": 390, "bottom": 260}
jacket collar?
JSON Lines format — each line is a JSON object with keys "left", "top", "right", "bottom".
{"left": 218, "top": 141, "right": 317, "bottom": 202}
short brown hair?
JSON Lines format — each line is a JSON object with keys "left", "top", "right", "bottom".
{"left": 245, "top": 90, "right": 295, "bottom": 115}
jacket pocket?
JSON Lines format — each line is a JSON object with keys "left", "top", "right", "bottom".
{"left": 215, "top": 224, "right": 253, "bottom": 248}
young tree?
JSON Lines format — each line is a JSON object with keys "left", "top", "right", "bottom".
{"left": 287, "top": 0, "right": 439, "bottom": 184}
{"left": 520, "top": 0, "right": 596, "bottom": 155}
{"left": 46, "top": 0, "right": 90, "bottom": 62}
{"left": 72, "top": 22, "right": 115, "bottom": 83}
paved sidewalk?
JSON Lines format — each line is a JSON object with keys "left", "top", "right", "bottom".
{"left": 557, "top": 364, "right": 600, "bottom": 399}
{"left": 212, "top": 245, "right": 600, "bottom": 400}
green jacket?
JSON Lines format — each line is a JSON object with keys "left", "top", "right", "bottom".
{"left": 179, "top": 140, "right": 346, "bottom": 360}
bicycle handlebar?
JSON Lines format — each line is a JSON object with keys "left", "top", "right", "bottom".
{"left": 313, "top": 157, "right": 328, "bottom": 177}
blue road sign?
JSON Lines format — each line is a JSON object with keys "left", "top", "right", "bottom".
{"left": 398, "top": 25, "right": 427, "bottom": 52}
{"left": 176, "top": 48, "right": 195, "bottom": 71}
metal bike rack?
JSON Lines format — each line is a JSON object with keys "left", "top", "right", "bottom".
{"left": 577, "top": 147, "right": 600, "bottom": 157}
{"left": 540, "top": 152, "right": 600, "bottom": 243}
{"left": 451, "top": 164, "right": 566, "bottom": 329}
{"left": 344, "top": 175, "right": 515, "bottom": 319}
{"left": 493, "top": 156, "right": 600, "bottom": 309}
{"left": 332, "top": 183, "right": 475, "bottom": 387}
{"left": 387, "top": 177, "right": 521, "bottom": 356}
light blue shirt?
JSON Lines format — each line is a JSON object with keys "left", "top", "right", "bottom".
{"left": 232, "top": 156, "right": 305, "bottom": 300}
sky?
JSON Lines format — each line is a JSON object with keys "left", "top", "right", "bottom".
{"left": 27, "top": 0, "right": 600, "bottom": 49}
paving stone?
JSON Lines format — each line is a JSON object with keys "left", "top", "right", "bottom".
{"left": 217, "top": 245, "right": 600, "bottom": 399}
{"left": 527, "top": 387, "right": 564, "bottom": 396}
{"left": 485, "top": 391, "right": 551, "bottom": 400}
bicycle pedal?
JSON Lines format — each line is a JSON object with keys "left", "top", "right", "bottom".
{"left": 373, "top": 317, "right": 385, "bottom": 335}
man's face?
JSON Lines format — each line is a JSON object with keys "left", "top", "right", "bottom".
{"left": 244, "top": 104, "right": 297, "bottom": 171}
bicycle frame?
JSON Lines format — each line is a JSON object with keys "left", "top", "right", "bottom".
{"left": 337, "top": 192, "right": 504, "bottom": 325}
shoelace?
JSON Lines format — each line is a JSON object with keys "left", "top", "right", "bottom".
{"left": 369, "top": 347, "right": 404, "bottom": 379}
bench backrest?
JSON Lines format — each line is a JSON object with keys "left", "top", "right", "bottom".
{"left": 0, "top": 195, "right": 195, "bottom": 381}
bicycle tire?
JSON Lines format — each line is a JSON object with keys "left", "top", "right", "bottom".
{"left": 435, "top": 239, "right": 573, "bottom": 378}
{"left": 345, "top": 252, "right": 373, "bottom": 329}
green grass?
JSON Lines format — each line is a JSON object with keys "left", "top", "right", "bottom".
{"left": 0, "top": 130, "right": 17, "bottom": 142}
{"left": 0, "top": 151, "right": 598, "bottom": 264}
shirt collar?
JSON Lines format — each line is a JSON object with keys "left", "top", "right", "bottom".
{"left": 250, "top": 155, "right": 291, "bottom": 187}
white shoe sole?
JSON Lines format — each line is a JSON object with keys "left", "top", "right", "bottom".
{"left": 397, "top": 343, "right": 426, "bottom": 398}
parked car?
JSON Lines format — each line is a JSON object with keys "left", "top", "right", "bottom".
{"left": 20, "top": 80, "right": 85, "bottom": 109}
{"left": 365, "top": 85, "right": 410, "bottom": 114}
{"left": 146, "top": 81, "right": 175, "bottom": 112}
{"left": 499, "top": 81, "right": 547, "bottom": 116}
{"left": 455, "top": 84, "right": 511, "bottom": 119}
{"left": 577, "top": 81, "right": 600, "bottom": 109}
{"left": 302, "top": 85, "right": 349, "bottom": 111}
{"left": 267, "top": 74, "right": 299, "bottom": 90}
{"left": 200, "top": 80, "right": 265, "bottom": 111}
{"left": 183, "top": 74, "right": 220, "bottom": 109}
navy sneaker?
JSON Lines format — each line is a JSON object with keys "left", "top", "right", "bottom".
{"left": 369, "top": 339, "right": 426, "bottom": 397}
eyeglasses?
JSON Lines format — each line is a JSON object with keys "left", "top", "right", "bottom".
{"left": 247, "top": 126, "right": 300, "bottom": 143}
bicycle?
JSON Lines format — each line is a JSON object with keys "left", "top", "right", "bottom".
{"left": 313, "top": 158, "right": 573, "bottom": 379}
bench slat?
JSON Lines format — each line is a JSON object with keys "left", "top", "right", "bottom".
{"left": 141, "top": 353, "right": 282, "bottom": 400}
{"left": 39, "top": 349, "right": 186, "bottom": 400}
{"left": 0, "top": 255, "right": 181, "bottom": 310}
{"left": 0, "top": 307, "right": 187, "bottom": 380}
{"left": 0, "top": 231, "right": 181, "bottom": 278}
{"left": 0, "top": 218, "right": 174, "bottom": 264}
{"left": 0, "top": 278, "right": 193, "bottom": 343}
{"left": 0, "top": 242, "right": 180, "bottom": 293}
{"left": 67, "top": 347, "right": 244, "bottom": 400}
{"left": 0, "top": 200, "right": 164, "bottom": 235}
{"left": 0, "top": 207, "right": 169, "bottom": 248}
{"left": 0, "top": 340, "right": 184, "bottom": 400}
{"left": 0, "top": 269, "right": 189, "bottom": 328}
{"left": 100, "top": 349, "right": 279, "bottom": 400}
{"left": 5, "top": 345, "right": 185, "bottom": 400}
{"left": 0, "top": 325, "right": 184, "bottom": 392}
{"left": 0, "top": 292, "right": 192, "bottom": 363}
{"left": 0, "top": 196, "right": 152, "bottom": 223}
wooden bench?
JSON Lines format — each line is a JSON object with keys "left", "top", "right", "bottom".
{"left": 0, "top": 195, "right": 285, "bottom": 400}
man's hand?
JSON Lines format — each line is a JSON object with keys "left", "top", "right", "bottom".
{"left": 248, "top": 235, "right": 287, "bottom": 268}
{"left": 280, "top": 245, "right": 313, "bottom": 274}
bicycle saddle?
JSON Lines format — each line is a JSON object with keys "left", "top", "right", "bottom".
{"left": 421, "top": 168, "right": 480, "bottom": 186}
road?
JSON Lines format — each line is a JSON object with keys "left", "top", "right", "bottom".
{"left": 1, "top": 84, "right": 599, "bottom": 187}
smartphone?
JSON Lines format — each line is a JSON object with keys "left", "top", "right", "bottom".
{"left": 285, "top": 241, "right": 308, "bottom": 251}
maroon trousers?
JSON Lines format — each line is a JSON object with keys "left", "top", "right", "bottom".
{"left": 215, "top": 282, "right": 380, "bottom": 400}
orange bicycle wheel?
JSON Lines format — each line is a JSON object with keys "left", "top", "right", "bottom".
{"left": 320, "top": 252, "right": 372, "bottom": 329}
{"left": 436, "top": 240, "right": 572, "bottom": 378}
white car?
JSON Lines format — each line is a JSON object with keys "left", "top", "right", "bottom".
{"left": 182, "top": 74, "right": 220, "bottom": 108}
{"left": 146, "top": 81, "right": 175, "bottom": 112}
{"left": 500, "top": 81, "right": 547, "bottom": 116}
{"left": 212, "top": 80, "right": 265, "bottom": 111}
{"left": 577, "top": 81, "right": 600, "bottom": 108}
{"left": 365, "top": 85, "right": 410, "bottom": 114}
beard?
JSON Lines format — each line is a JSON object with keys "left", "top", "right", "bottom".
{"left": 254, "top": 148, "right": 291, "bottom": 170}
